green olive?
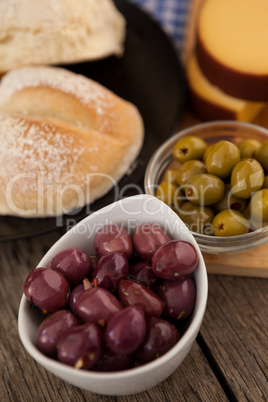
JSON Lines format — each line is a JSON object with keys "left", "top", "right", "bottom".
{"left": 214, "top": 184, "right": 246, "bottom": 212}
{"left": 263, "top": 175, "right": 268, "bottom": 189}
{"left": 168, "top": 159, "right": 182, "bottom": 170}
{"left": 212, "top": 209, "right": 249, "bottom": 236}
{"left": 243, "top": 204, "right": 251, "bottom": 221}
{"left": 176, "top": 159, "right": 207, "bottom": 187}
{"left": 162, "top": 168, "right": 179, "bottom": 185}
{"left": 177, "top": 201, "right": 214, "bottom": 234}
{"left": 185, "top": 173, "right": 225, "bottom": 206}
{"left": 172, "top": 187, "right": 186, "bottom": 211}
{"left": 156, "top": 181, "right": 177, "bottom": 205}
{"left": 173, "top": 136, "right": 207, "bottom": 163}
{"left": 203, "top": 144, "right": 215, "bottom": 163}
{"left": 161, "top": 159, "right": 182, "bottom": 184}
{"left": 166, "top": 134, "right": 268, "bottom": 237}
{"left": 205, "top": 140, "right": 240, "bottom": 179}
{"left": 238, "top": 139, "right": 262, "bottom": 159}
{"left": 231, "top": 159, "right": 264, "bottom": 199}
{"left": 248, "top": 189, "right": 268, "bottom": 223}
{"left": 249, "top": 216, "right": 268, "bottom": 230}
{"left": 255, "top": 140, "right": 268, "bottom": 172}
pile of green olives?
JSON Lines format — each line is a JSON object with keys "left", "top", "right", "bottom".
{"left": 156, "top": 135, "right": 268, "bottom": 237}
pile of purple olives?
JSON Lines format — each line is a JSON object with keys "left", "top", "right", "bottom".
{"left": 23, "top": 223, "right": 199, "bottom": 372}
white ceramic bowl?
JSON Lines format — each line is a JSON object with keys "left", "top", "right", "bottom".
{"left": 18, "top": 194, "right": 208, "bottom": 396}
{"left": 145, "top": 121, "right": 268, "bottom": 254}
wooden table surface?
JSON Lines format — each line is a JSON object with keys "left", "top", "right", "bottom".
{"left": 1, "top": 108, "right": 268, "bottom": 402}
{"left": 1, "top": 221, "right": 267, "bottom": 402}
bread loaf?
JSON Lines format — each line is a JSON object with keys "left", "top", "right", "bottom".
{"left": 0, "top": 0, "right": 126, "bottom": 73}
{"left": 0, "top": 66, "right": 144, "bottom": 217}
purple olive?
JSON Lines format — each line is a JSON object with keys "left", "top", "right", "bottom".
{"left": 57, "top": 322, "right": 103, "bottom": 369}
{"left": 36, "top": 309, "right": 79, "bottom": 357}
{"left": 93, "top": 252, "right": 129, "bottom": 291}
{"left": 92, "top": 347, "right": 133, "bottom": 372}
{"left": 68, "top": 283, "right": 85, "bottom": 315}
{"left": 157, "top": 276, "right": 196, "bottom": 320}
{"left": 132, "top": 223, "right": 171, "bottom": 261}
{"left": 135, "top": 318, "right": 179, "bottom": 364}
{"left": 118, "top": 279, "right": 163, "bottom": 318}
{"left": 75, "top": 287, "right": 122, "bottom": 327}
{"left": 129, "top": 261, "right": 159, "bottom": 290}
{"left": 24, "top": 267, "right": 70, "bottom": 314}
{"left": 49, "top": 247, "right": 92, "bottom": 287}
{"left": 105, "top": 306, "right": 146, "bottom": 355}
{"left": 94, "top": 224, "right": 133, "bottom": 259}
{"left": 152, "top": 240, "right": 198, "bottom": 279}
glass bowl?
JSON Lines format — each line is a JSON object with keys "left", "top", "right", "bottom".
{"left": 18, "top": 194, "right": 208, "bottom": 396}
{"left": 144, "top": 121, "right": 268, "bottom": 254}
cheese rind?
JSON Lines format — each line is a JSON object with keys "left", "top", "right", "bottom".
{"left": 196, "top": 0, "right": 268, "bottom": 101}
{"left": 186, "top": 53, "right": 265, "bottom": 121}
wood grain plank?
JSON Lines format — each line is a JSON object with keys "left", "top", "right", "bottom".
{"left": 0, "top": 232, "right": 227, "bottom": 402}
{"left": 204, "top": 242, "right": 268, "bottom": 278}
{"left": 199, "top": 274, "right": 268, "bottom": 402}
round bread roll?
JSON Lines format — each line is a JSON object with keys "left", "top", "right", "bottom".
{"left": 0, "top": 66, "right": 144, "bottom": 218}
{"left": 0, "top": 0, "right": 126, "bottom": 74}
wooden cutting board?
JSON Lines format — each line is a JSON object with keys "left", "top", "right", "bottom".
{"left": 180, "top": 0, "right": 268, "bottom": 277}
{"left": 203, "top": 244, "right": 268, "bottom": 278}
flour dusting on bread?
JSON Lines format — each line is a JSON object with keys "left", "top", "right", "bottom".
{"left": 0, "top": 67, "right": 115, "bottom": 115}
{"left": 0, "top": 66, "right": 144, "bottom": 217}
{"left": 0, "top": 0, "right": 126, "bottom": 73}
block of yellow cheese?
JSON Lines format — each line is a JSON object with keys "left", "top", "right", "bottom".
{"left": 196, "top": 0, "right": 268, "bottom": 101}
{"left": 186, "top": 52, "right": 265, "bottom": 121}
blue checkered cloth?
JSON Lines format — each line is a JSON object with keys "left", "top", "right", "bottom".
{"left": 126, "top": 0, "right": 191, "bottom": 53}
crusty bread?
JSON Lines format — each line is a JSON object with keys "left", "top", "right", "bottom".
{"left": 0, "top": 66, "right": 144, "bottom": 217}
{"left": 0, "top": 0, "right": 126, "bottom": 74}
